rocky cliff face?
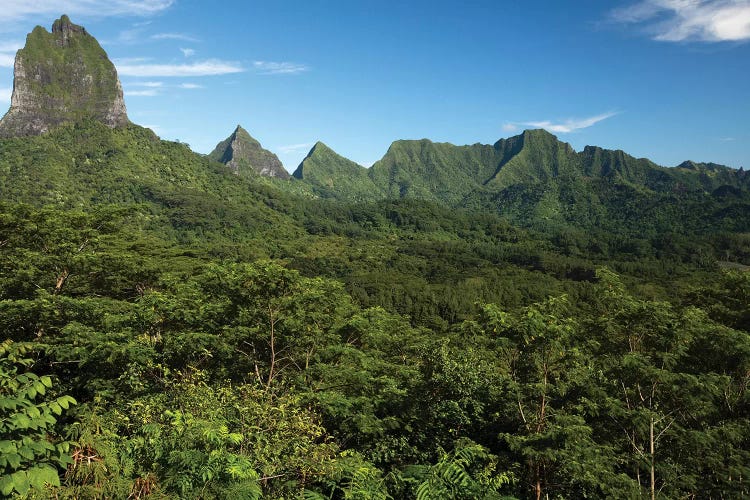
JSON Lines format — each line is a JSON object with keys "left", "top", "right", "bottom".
{"left": 0, "top": 15, "right": 129, "bottom": 138}
{"left": 209, "top": 125, "right": 290, "bottom": 179}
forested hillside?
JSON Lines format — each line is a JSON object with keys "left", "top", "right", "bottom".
{"left": 1, "top": 199, "right": 748, "bottom": 499}
{"left": 1, "top": 123, "right": 749, "bottom": 498}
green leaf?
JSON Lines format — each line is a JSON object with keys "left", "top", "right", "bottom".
{"left": 18, "top": 445, "right": 35, "bottom": 460}
{"left": 49, "top": 402, "right": 62, "bottom": 415}
{"left": 10, "top": 470, "right": 30, "bottom": 496}
{"left": 33, "top": 380, "right": 46, "bottom": 395}
{"left": 56, "top": 395, "right": 76, "bottom": 409}
{"left": 11, "top": 414, "right": 31, "bottom": 429}
{"left": 0, "top": 440, "right": 16, "bottom": 454}
{"left": 28, "top": 465, "right": 60, "bottom": 489}
{"left": 6, "top": 453, "right": 21, "bottom": 469}
{"left": 0, "top": 474, "right": 15, "bottom": 496}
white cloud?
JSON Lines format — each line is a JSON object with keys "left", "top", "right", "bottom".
{"left": 151, "top": 33, "right": 200, "bottom": 42}
{"left": 116, "top": 28, "right": 144, "bottom": 44}
{"left": 0, "top": 0, "right": 174, "bottom": 23}
{"left": 141, "top": 124, "right": 163, "bottom": 134}
{"left": 180, "top": 48, "right": 195, "bottom": 57}
{"left": 507, "top": 112, "right": 619, "bottom": 134}
{"left": 253, "top": 61, "right": 310, "bottom": 75}
{"left": 116, "top": 59, "right": 244, "bottom": 77}
{"left": 125, "top": 89, "right": 160, "bottom": 97}
{"left": 0, "top": 41, "right": 22, "bottom": 67}
{"left": 611, "top": 0, "right": 750, "bottom": 42}
{"left": 278, "top": 142, "right": 315, "bottom": 154}
{"left": 0, "top": 87, "right": 12, "bottom": 103}
{"left": 0, "top": 53, "right": 15, "bottom": 67}
{"left": 178, "top": 83, "right": 203, "bottom": 89}
{"left": 114, "top": 57, "right": 153, "bottom": 64}
{"left": 0, "top": 42, "right": 22, "bottom": 52}
{"left": 719, "top": 136, "right": 736, "bottom": 141}
{"left": 501, "top": 123, "right": 519, "bottom": 133}
{"left": 129, "top": 81, "right": 164, "bottom": 87}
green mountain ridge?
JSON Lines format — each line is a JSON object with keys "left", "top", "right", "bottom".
{"left": 370, "top": 138, "right": 501, "bottom": 204}
{"left": 292, "top": 141, "right": 382, "bottom": 201}
{"left": 485, "top": 129, "right": 581, "bottom": 189}
{"left": 0, "top": 119, "right": 303, "bottom": 253}
{"left": 290, "top": 129, "right": 748, "bottom": 232}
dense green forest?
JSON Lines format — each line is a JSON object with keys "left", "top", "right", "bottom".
{"left": 1, "top": 120, "right": 749, "bottom": 499}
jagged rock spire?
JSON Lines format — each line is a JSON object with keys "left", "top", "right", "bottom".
{"left": 0, "top": 15, "right": 129, "bottom": 137}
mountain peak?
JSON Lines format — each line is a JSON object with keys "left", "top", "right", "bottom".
{"left": 0, "top": 16, "right": 128, "bottom": 137}
{"left": 292, "top": 141, "right": 379, "bottom": 200}
{"left": 51, "top": 15, "right": 87, "bottom": 41}
{"left": 523, "top": 128, "right": 557, "bottom": 139}
{"left": 309, "top": 141, "right": 333, "bottom": 154}
{"left": 293, "top": 142, "right": 337, "bottom": 179}
{"left": 209, "top": 125, "right": 289, "bottom": 179}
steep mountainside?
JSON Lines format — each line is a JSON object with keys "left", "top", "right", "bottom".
{"left": 209, "top": 125, "right": 289, "bottom": 179}
{"left": 370, "top": 139, "right": 501, "bottom": 205}
{"left": 0, "top": 15, "right": 128, "bottom": 137}
{"left": 484, "top": 129, "right": 582, "bottom": 189}
{"left": 293, "top": 142, "right": 382, "bottom": 201}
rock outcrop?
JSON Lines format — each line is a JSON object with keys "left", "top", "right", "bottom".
{"left": 0, "top": 15, "right": 129, "bottom": 137}
{"left": 209, "top": 125, "right": 290, "bottom": 179}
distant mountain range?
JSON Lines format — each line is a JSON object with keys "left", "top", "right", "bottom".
{"left": 1, "top": 15, "right": 747, "bottom": 237}
{"left": 291, "top": 128, "right": 747, "bottom": 204}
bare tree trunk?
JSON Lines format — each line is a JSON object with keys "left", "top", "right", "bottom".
{"left": 265, "top": 306, "right": 277, "bottom": 390}
{"left": 650, "top": 416, "right": 656, "bottom": 500}
{"left": 54, "top": 268, "right": 70, "bottom": 295}
{"left": 535, "top": 466, "right": 542, "bottom": 500}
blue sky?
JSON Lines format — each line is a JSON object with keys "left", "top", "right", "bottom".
{"left": 0, "top": 0, "right": 748, "bottom": 171}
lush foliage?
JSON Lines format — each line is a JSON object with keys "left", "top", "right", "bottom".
{"left": 1, "top": 122, "right": 749, "bottom": 498}
{"left": 0, "top": 340, "right": 76, "bottom": 497}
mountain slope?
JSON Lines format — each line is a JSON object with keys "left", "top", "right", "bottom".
{"left": 0, "top": 120, "right": 309, "bottom": 246}
{"left": 369, "top": 139, "right": 501, "bottom": 205}
{"left": 293, "top": 142, "right": 382, "bottom": 201}
{"left": 209, "top": 125, "right": 289, "bottom": 179}
{"left": 489, "top": 130, "right": 579, "bottom": 184}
